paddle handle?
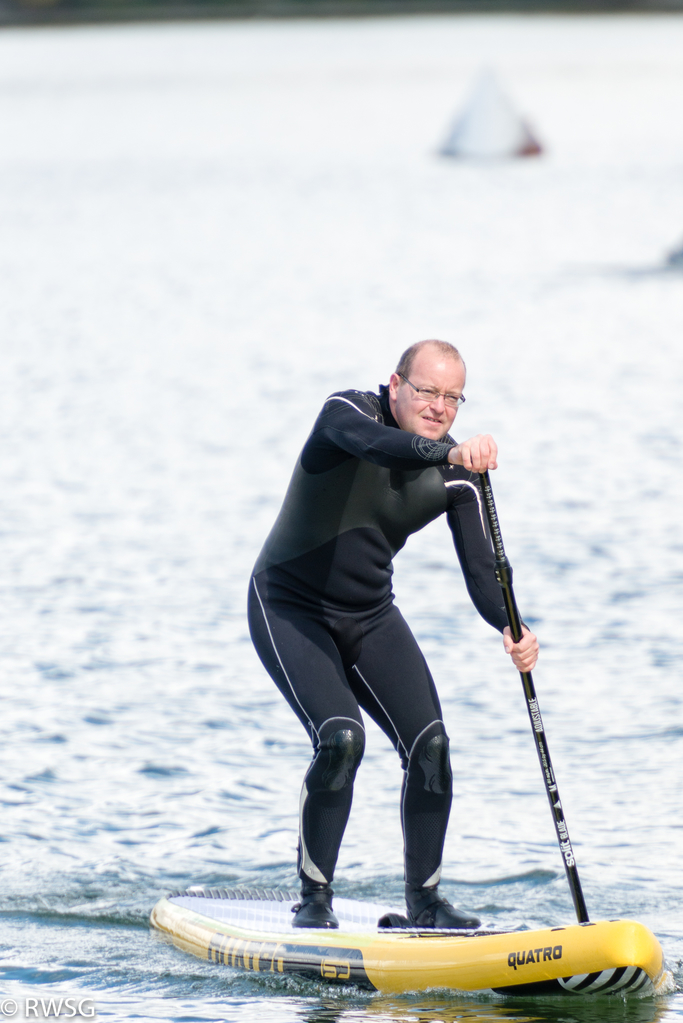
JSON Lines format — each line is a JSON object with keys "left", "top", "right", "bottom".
{"left": 479, "top": 471, "right": 590, "bottom": 925}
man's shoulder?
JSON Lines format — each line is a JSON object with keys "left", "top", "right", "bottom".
{"left": 319, "top": 389, "right": 383, "bottom": 425}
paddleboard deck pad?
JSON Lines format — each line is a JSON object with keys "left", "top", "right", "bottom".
{"left": 150, "top": 887, "right": 673, "bottom": 996}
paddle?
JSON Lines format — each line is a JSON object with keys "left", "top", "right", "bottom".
{"left": 478, "top": 470, "right": 589, "bottom": 925}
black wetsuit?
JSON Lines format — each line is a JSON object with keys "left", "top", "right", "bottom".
{"left": 248, "top": 386, "right": 507, "bottom": 890}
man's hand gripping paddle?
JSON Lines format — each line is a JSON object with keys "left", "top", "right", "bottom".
{"left": 479, "top": 470, "right": 589, "bottom": 925}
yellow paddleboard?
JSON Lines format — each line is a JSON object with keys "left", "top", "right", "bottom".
{"left": 150, "top": 887, "right": 673, "bottom": 997}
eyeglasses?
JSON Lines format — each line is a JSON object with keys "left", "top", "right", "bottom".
{"left": 398, "top": 372, "right": 466, "bottom": 408}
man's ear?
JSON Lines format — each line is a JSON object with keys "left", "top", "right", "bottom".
{"left": 388, "top": 372, "right": 401, "bottom": 401}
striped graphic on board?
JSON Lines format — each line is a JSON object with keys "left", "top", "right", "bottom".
{"left": 558, "top": 965, "right": 650, "bottom": 994}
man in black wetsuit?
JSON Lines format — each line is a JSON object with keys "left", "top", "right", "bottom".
{"left": 249, "top": 339, "right": 538, "bottom": 930}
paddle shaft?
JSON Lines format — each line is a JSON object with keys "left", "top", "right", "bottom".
{"left": 478, "top": 470, "right": 589, "bottom": 925}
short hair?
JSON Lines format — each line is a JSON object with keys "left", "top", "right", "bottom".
{"left": 396, "top": 339, "right": 465, "bottom": 378}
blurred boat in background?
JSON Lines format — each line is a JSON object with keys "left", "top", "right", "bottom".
{"left": 440, "top": 68, "right": 542, "bottom": 159}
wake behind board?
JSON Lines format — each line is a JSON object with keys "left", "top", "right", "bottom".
{"left": 150, "top": 887, "right": 673, "bottom": 997}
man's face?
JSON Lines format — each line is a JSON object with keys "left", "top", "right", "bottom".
{"left": 388, "top": 348, "right": 466, "bottom": 440}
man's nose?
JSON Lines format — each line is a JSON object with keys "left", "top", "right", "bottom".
{"left": 428, "top": 393, "right": 446, "bottom": 410}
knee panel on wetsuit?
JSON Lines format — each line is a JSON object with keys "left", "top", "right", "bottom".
{"left": 409, "top": 723, "right": 452, "bottom": 795}
{"left": 313, "top": 721, "right": 365, "bottom": 792}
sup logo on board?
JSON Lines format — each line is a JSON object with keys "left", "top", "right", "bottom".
{"left": 320, "top": 958, "right": 351, "bottom": 980}
{"left": 508, "top": 945, "right": 562, "bottom": 970}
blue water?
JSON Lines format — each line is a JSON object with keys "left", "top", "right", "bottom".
{"left": 0, "top": 11, "right": 682, "bottom": 1022}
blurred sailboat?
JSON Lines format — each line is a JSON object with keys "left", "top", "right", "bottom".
{"left": 441, "top": 70, "right": 542, "bottom": 159}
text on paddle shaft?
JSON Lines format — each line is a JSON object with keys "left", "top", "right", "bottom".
{"left": 527, "top": 700, "right": 556, "bottom": 793}
{"left": 527, "top": 695, "right": 578, "bottom": 870}
{"left": 508, "top": 946, "right": 562, "bottom": 970}
{"left": 557, "top": 819, "right": 575, "bottom": 868}
{"left": 527, "top": 698, "right": 543, "bottom": 733}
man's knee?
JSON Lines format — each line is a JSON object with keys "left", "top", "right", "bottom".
{"left": 409, "top": 725, "right": 452, "bottom": 795}
{"left": 314, "top": 722, "right": 365, "bottom": 792}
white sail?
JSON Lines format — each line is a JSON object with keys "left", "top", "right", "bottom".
{"left": 441, "top": 70, "right": 542, "bottom": 159}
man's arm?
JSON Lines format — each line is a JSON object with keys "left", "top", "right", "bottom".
{"left": 446, "top": 485, "right": 509, "bottom": 632}
{"left": 446, "top": 480, "right": 539, "bottom": 671}
{"left": 302, "top": 391, "right": 456, "bottom": 474}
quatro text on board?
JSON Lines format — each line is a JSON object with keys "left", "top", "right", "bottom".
{"left": 508, "top": 945, "right": 562, "bottom": 969}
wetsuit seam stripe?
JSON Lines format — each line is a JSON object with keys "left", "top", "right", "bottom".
{"left": 407, "top": 719, "right": 446, "bottom": 762}
{"left": 445, "top": 479, "right": 486, "bottom": 533}
{"left": 351, "top": 664, "right": 408, "bottom": 759}
{"left": 324, "top": 395, "right": 377, "bottom": 421}
{"left": 401, "top": 771, "right": 408, "bottom": 881}
{"left": 251, "top": 577, "right": 319, "bottom": 744}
